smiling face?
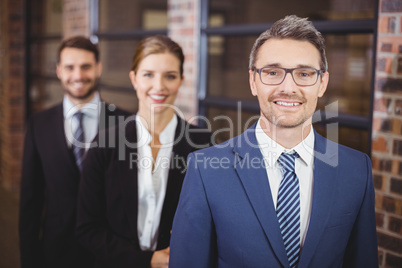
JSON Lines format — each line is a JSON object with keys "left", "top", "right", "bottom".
{"left": 56, "top": 47, "right": 102, "bottom": 104}
{"left": 129, "top": 52, "right": 183, "bottom": 118}
{"left": 249, "top": 38, "right": 329, "bottom": 130}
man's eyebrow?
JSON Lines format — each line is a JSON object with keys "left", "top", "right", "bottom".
{"left": 260, "top": 63, "right": 318, "bottom": 69}
{"left": 261, "top": 63, "right": 281, "bottom": 68}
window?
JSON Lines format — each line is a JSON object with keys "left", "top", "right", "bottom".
{"left": 28, "top": 0, "right": 63, "bottom": 114}
{"left": 199, "top": 0, "right": 377, "bottom": 154}
{"left": 95, "top": 0, "right": 168, "bottom": 113}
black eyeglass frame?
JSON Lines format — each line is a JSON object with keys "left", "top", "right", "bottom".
{"left": 252, "top": 66, "right": 325, "bottom": 86}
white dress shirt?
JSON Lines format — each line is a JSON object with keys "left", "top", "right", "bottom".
{"left": 63, "top": 92, "right": 100, "bottom": 151}
{"left": 255, "top": 119, "right": 315, "bottom": 247}
{"left": 136, "top": 114, "right": 177, "bottom": 251}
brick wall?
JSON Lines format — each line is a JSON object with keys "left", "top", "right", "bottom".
{"left": 168, "top": 0, "right": 200, "bottom": 122}
{"left": 372, "top": 0, "right": 402, "bottom": 267}
{"left": 0, "top": 0, "right": 26, "bottom": 192}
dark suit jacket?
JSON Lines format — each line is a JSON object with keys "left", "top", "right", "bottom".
{"left": 76, "top": 115, "right": 212, "bottom": 268}
{"left": 170, "top": 124, "right": 378, "bottom": 268}
{"left": 19, "top": 102, "right": 129, "bottom": 268}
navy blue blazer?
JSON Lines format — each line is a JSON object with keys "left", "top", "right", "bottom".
{"left": 170, "top": 124, "right": 378, "bottom": 268}
{"left": 19, "top": 102, "right": 129, "bottom": 268}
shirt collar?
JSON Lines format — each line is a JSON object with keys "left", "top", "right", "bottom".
{"left": 136, "top": 114, "right": 178, "bottom": 146}
{"left": 255, "top": 118, "right": 315, "bottom": 168}
{"left": 63, "top": 92, "right": 100, "bottom": 119}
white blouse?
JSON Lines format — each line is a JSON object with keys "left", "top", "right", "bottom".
{"left": 136, "top": 114, "right": 177, "bottom": 251}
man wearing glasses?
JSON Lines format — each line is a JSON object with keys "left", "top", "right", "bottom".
{"left": 169, "top": 15, "right": 378, "bottom": 268}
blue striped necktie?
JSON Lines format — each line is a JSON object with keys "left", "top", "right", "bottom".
{"left": 73, "top": 112, "right": 85, "bottom": 172}
{"left": 277, "top": 152, "right": 300, "bottom": 268}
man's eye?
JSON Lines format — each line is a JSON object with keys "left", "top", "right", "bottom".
{"left": 82, "top": 65, "right": 92, "bottom": 70}
{"left": 297, "top": 70, "right": 314, "bottom": 78}
{"left": 262, "top": 69, "right": 278, "bottom": 76}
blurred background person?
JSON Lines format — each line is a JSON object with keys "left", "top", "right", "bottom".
{"left": 19, "top": 36, "right": 129, "bottom": 268}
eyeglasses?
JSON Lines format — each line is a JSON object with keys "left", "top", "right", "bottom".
{"left": 253, "top": 66, "right": 324, "bottom": 86}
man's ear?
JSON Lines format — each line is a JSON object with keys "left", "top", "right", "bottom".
{"left": 249, "top": 70, "right": 258, "bottom": 96}
{"left": 318, "top": 71, "right": 329, "bottom": 98}
{"left": 97, "top": 62, "right": 103, "bottom": 76}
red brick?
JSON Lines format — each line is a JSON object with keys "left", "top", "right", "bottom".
{"left": 377, "top": 77, "right": 402, "bottom": 93}
{"left": 180, "top": 28, "right": 194, "bottom": 35}
{"left": 381, "top": 42, "right": 393, "bottom": 52}
{"left": 377, "top": 231, "right": 402, "bottom": 254}
{"left": 383, "top": 196, "right": 398, "bottom": 213}
{"left": 372, "top": 136, "right": 389, "bottom": 152}
{"left": 392, "top": 160, "right": 402, "bottom": 176}
{"left": 393, "top": 140, "right": 402, "bottom": 156}
{"left": 375, "top": 192, "right": 384, "bottom": 210}
{"left": 379, "top": 249, "right": 385, "bottom": 266}
{"left": 391, "top": 178, "right": 402, "bottom": 195}
{"left": 0, "top": 0, "right": 26, "bottom": 191}
{"left": 379, "top": 17, "right": 390, "bottom": 34}
{"left": 389, "top": 216, "right": 402, "bottom": 235}
{"left": 378, "top": 37, "right": 402, "bottom": 53}
{"left": 398, "top": 56, "right": 402, "bottom": 75}
{"left": 399, "top": 162, "right": 402, "bottom": 177}
{"left": 374, "top": 174, "right": 385, "bottom": 190}
{"left": 379, "top": 158, "right": 393, "bottom": 172}
{"left": 373, "top": 97, "right": 392, "bottom": 113}
{"left": 400, "top": 17, "right": 402, "bottom": 34}
{"left": 385, "top": 252, "right": 402, "bottom": 268}
{"left": 395, "top": 99, "right": 402, "bottom": 115}
{"left": 376, "top": 211, "right": 385, "bottom": 227}
{"left": 393, "top": 118, "right": 402, "bottom": 135}
{"left": 372, "top": 117, "right": 382, "bottom": 133}
{"left": 381, "top": 0, "right": 402, "bottom": 12}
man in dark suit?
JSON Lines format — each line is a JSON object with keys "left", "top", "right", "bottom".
{"left": 19, "top": 36, "right": 129, "bottom": 268}
{"left": 169, "top": 15, "right": 378, "bottom": 268}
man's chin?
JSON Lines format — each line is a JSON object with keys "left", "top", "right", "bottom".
{"left": 65, "top": 87, "right": 97, "bottom": 101}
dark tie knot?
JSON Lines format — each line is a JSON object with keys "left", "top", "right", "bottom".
{"left": 278, "top": 152, "right": 299, "bottom": 172}
{"left": 74, "top": 111, "right": 84, "bottom": 123}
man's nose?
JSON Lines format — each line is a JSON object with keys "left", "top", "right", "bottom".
{"left": 72, "top": 68, "right": 84, "bottom": 79}
{"left": 279, "top": 72, "right": 297, "bottom": 93}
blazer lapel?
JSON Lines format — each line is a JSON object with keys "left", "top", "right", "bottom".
{"left": 158, "top": 117, "right": 189, "bottom": 248}
{"left": 54, "top": 103, "right": 80, "bottom": 176}
{"left": 234, "top": 125, "right": 289, "bottom": 267}
{"left": 162, "top": 117, "right": 189, "bottom": 219}
{"left": 298, "top": 131, "right": 338, "bottom": 268}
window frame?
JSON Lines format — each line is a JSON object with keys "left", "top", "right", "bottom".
{"left": 90, "top": 0, "right": 168, "bottom": 95}
{"left": 198, "top": 0, "right": 379, "bottom": 155}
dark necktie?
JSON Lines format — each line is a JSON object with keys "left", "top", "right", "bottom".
{"left": 276, "top": 152, "right": 300, "bottom": 268}
{"left": 73, "top": 112, "right": 85, "bottom": 172}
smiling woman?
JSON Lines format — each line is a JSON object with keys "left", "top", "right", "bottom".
{"left": 130, "top": 53, "right": 182, "bottom": 121}
{"left": 75, "top": 35, "right": 213, "bottom": 268}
